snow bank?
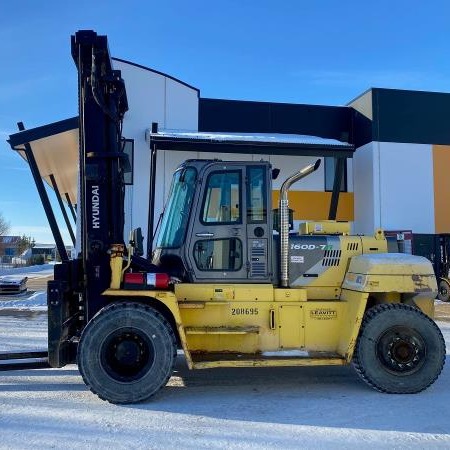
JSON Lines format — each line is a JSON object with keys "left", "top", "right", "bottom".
{"left": 0, "top": 291, "right": 47, "bottom": 309}
{"left": 0, "top": 263, "right": 55, "bottom": 276}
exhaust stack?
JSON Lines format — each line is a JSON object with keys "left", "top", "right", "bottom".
{"left": 279, "top": 159, "right": 321, "bottom": 288}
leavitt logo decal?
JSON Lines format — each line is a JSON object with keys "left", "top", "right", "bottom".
{"left": 310, "top": 309, "right": 337, "bottom": 320}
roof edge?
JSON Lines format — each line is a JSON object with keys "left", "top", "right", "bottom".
{"left": 112, "top": 57, "right": 200, "bottom": 94}
{"left": 200, "top": 97, "right": 350, "bottom": 110}
{"left": 8, "top": 116, "right": 79, "bottom": 149}
{"left": 346, "top": 88, "right": 373, "bottom": 107}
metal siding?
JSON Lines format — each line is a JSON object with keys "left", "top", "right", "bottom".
{"left": 165, "top": 78, "right": 199, "bottom": 130}
{"left": 374, "top": 88, "right": 450, "bottom": 145}
{"left": 353, "top": 142, "right": 377, "bottom": 235}
{"left": 115, "top": 60, "right": 199, "bottom": 252}
{"left": 199, "top": 98, "right": 353, "bottom": 144}
{"left": 433, "top": 145, "right": 450, "bottom": 233}
{"left": 378, "top": 142, "right": 435, "bottom": 233}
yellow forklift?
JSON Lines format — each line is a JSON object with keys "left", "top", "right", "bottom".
{"left": 4, "top": 31, "right": 445, "bottom": 404}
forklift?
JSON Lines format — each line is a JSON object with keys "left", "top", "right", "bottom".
{"left": 2, "top": 31, "right": 445, "bottom": 404}
{"left": 438, "top": 236, "right": 450, "bottom": 301}
{"left": 413, "top": 234, "right": 450, "bottom": 302}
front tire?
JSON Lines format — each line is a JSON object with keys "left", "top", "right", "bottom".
{"left": 353, "top": 303, "right": 445, "bottom": 394}
{"left": 438, "top": 279, "right": 450, "bottom": 302}
{"left": 78, "top": 302, "right": 176, "bottom": 404}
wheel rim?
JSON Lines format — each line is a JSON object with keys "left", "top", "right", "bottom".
{"left": 100, "top": 328, "right": 155, "bottom": 382}
{"left": 376, "top": 326, "right": 426, "bottom": 375}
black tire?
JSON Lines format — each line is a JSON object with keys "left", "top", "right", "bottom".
{"left": 438, "top": 279, "right": 450, "bottom": 302}
{"left": 353, "top": 303, "right": 445, "bottom": 394}
{"left": 78, "top": 302, "right": 176, "bottom": 404}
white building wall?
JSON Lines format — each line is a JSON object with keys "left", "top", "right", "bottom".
{"left": 353, "top": 141, "right": 435, "bottom": 235}
{"left": 113, "top": 60, "right": 199, "bottom": 250}
{"left": 156, "top": 153, "right": 327, "bottom": 205}
{"left": 378, "top": 142, "right": 434, "bottom": 233}
{"left": 156, "top": 152, "right": 328, "bottom": 231}
{"left": 353, "top": 142, "right": 377, "bottom": 235}
{"left": 269, "top": 155, "right": 325, "bottom": 191}
{"left": 159, "top": 152, "right": 326, "bottom": 193}
{"left": 165, "top": 79, "right": 199, "bottom": 130}
{"left": 112, "top": 60, "right": 355, "bottom": 250}
{"left": 346, "top": 159, "right": 353, "bottom": 192}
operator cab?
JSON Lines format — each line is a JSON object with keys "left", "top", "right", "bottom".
{"left": 152, "top": 159, "right": 273, "bottom": 283}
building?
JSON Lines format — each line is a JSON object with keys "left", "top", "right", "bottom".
{"left": 349, "top": 88, "right": 450, "bottom": 236}
{"left": 7, "top": 57, "right": 450, "bottom": 257}
{"left": 0, "top": 236, "right": 21, "bottom": 257}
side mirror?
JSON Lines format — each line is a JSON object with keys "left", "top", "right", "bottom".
{"left": 272, "top": 168, "right": 280, "bottom": 180}
{"left": 130, "top": 227, "right": 144, "bottom": 256}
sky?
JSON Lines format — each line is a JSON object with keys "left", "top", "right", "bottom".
{"left": 0, "top": 0, "right": 449, "bottom": 243}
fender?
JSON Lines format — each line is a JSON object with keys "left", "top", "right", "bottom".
{"left": 103, "top": 289, "right": 193, "bottom": 368}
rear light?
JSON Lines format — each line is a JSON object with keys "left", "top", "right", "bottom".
{"left": 146, "top": 273, "right": 170, "bottom": 289}
{"left": 124, "top": 273, "right": 145, "bottom": 285}
{"left": 123, "top": 272, "right": 170, "bottom": 290}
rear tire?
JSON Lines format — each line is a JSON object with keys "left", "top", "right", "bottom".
{"left": 438, "top": 279, "right": 450, "bottom": 302}
{"left": 353, "top": 303, "right": 445, "bottom": 394}
{"left": 78, "top": 302, "right": 176, "bottom": 404}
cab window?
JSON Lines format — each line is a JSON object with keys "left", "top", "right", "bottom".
{"left": 201, "top": 171, "right": 241, "bottom": 224}
{"left": 194, "top": 238, "right": 243, "bottom": 271}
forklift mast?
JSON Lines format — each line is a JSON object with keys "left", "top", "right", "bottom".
{"left": 72, "top": 30, "right": 128, "bottom": 320}
{"left": 46, "top": 31, "right": 129, "bottom": 367}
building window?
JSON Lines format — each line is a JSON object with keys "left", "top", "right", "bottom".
{"left": 324, "top": 157, "right": 347, "bottom": 192}
{"left": 122, "top": 138, "right": 134, "bottom": 185}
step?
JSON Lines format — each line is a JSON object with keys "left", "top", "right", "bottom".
{"left": 190, "top": 351, "right": 346, "bottom": 369}
{"left": 185, "top": 326, "right": 259, "bottom": 335}
{"left": 178, "top": 301, "right": 229, "bottom": 309}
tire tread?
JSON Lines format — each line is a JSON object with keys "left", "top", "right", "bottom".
{"left": 78, "top": 302, "right": 177, "bottom": 404}
{"left": 353, "top": 303, "right": 445, "bottom": 394}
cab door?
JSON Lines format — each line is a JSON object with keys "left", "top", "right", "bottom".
{"left": 187, "top": 164, "right": 248, "bottom": 281}
{"left": 246, "top": 165, "right": 271, "bottom": 280}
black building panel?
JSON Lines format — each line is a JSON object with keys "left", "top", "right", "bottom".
{"left": 199, "top": 98, "right": 355, "bottom": 144}
{"left": 269, "top": 102, "right": 352, "bottom": 143}
{"left": 373, "top": 88, "right": 450, "bottom": 145}
{"left": 199, "top": 98, "right": 272, "bottom": 134}
{"left": 351, "top": 109, "right": 373, "bottom": 149}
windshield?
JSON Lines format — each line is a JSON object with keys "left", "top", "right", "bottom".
{"left": 155, "top": 167, "right": 197, "bottom": 248}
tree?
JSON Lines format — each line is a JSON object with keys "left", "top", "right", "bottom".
{"left": 16, "top": 235, "right": 35, "bottom": 256}
{"left": 0, "top": 212, "right": 9, "bottom": 237}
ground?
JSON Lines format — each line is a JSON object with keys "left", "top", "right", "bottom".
{"left": 0, "top": 266, "right": 449, "bottom": 449}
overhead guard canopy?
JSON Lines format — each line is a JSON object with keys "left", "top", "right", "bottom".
{"left": 8, "top": 123, "right": 354, "bottom": 208}
{"left": 145, "top": 128, "right": 354, "bottom": 254}
{"left": 8, "top": 117, "right": 79, "bottom": 205}
{"left": 146, "top": 130, "right": 354, "bottom": 157}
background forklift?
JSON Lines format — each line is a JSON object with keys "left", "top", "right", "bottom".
{"left": 413, "top": 234, "right": 450, "bottom": 302}
{"left": 2, "top": 31, "right": 446, "bottom": 404}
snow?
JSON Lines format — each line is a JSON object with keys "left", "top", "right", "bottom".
{"left": 0, "top": 267, "right": 450, "bottom": 448}
{"left": 0, "top": 315, "right": 449, "bottom": 449}
{"left": 147, "top": 129, "right": 351, "bottom": 148}
{"left": 262, "top": 350, "right": 309, "bottom": 357}
{"left": 0, "top": 264, "right": 52, "bottom": 309}
{"left": 0, "top": 291, "right": 47, "bottom": 309}
{"left": 0, "top": 263, "right": 55, "bottom": 277}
